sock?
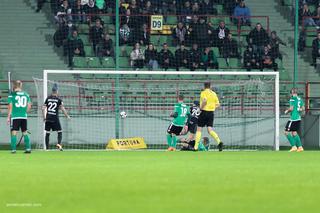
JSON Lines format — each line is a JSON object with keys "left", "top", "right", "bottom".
{"left": 209, "top": 130, "right": 221, "bottom": 144}
{"left": 294, "top": 135, "right": 302, "bottom": 147}
{"left": 166, "top": 134, "right": 172, "bottom": 147}
{"left": 58, "top": 132, "right": 62, "bottom": 145}
{"left": 11, "top": 135, "right": 17, "bottom": 151}
{"left": 286, "top": 134, "right": 295, "bottom": 147}
{"left": 45, "top": 133, "right": 50, "bottom": 149}
{"left": 171, "top": 135, "right": 177, "bottom": 148}
{"left": 24, "top": 134, "right": 31, "bottom": 151}
{"left": 194, "top": 131, "right": 202, "bottom": 150}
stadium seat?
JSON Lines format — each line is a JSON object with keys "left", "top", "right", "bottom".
{"left": 119, "top": 57, "right": 130, "bottom": 68}
{"left": 165, "top": 16, "right": 177, "bottom": 25}
{"left": 84, "top": 46, "right": 94, "bottom": 56}
{"left": 306, "top": 37, "right": 314, "bottom": 47}
{"left": 216, "top": 5, "right": 224, "bottom": 14}
{"left": 73, "top": 57, "right": 88, "bottom": 68}
{"left": 212, "top": 47, "right": 220, "bottom": 57}
{"left": 87, "top": 57, "right": 102, "bottom": 68}
{"left": 79, "top": 34, "right": 89, "bottom": 45}
{"left": 77, "top": 24, "right": 90, "bottom": 34}
{"left": 228, "top": 58, "right": 239, "bottom": 68}
{"left": 101, "top": 16, "right": 113, "bottom": 24}
{"left": 106, "top": 24, "right": 115, "bottom": 35}
{"left": 217, "top": 58, "right": 228, "bottom": 68}
{"left": 101, "top": 57, "right": 115, "bottom": 68}
{"left": 280, "top": 70, "right": 290, "bottom": 81}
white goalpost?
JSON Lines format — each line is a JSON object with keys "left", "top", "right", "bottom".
{"left": 34, "top": 70, "right": 280, "bottom": 151}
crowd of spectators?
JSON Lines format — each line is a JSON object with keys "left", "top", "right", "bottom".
{"left": 47, "top": 0, "right": 284, "bottom": 71}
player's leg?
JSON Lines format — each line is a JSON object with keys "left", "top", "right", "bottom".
{"left": 55, "top": 120, "right": 63, "bottom": 151}
{"left": 171, "top": 133, "right": 178, "bottom": 150}
{"left": 10, "top": 119, "right": 18, "bottom": 153}
{"left": 194, "top": 113, "right": 206, "bottom": 150}
{"left": 206, "top": 112, "right": 223, "bottom": 151}
{"left": 21, "top": 120, "right": 31, "bottom": 153}
{"left": 45, "top": 122, "right": 51, "bottom": 150}
{"left": 166, "top": 123, "right": 174, "bottom": 150}
{"left": 292, "top": 121, "right": 303, "bottom": 152}
{"left": 284, "top": 121, "right": 297, "bottom": 152}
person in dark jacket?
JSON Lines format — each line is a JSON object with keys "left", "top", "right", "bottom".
{"left": 159, "top": 43, "right": 174, "bottom": 70}
{"left": 243, "top": 46, "right": 261, "bottom": 71}
{"left": 66, "top": 30, "right": 85, "bottom": 67}
{"left": 200, "top": 47, "right": 219, "bottom": 70}
{"left": 132, "top": 23, "right": 150, "bottom": 46}
{"left": 261, "top": 46, "right": 278, "bottom": 71}
{"left": 269, "top": 31, "right": 286, "bottom": 60}
{"left": 214, "top": 21, "right": 230, "bottom": 49}
{"left": 97, "top": 34, "right": 114, "bottom": 57}
{"left": 312, "top": 32, "right": 320, "bottom": 67}
{"left": 191, "top": 17, "right": 213, "bottom": 48}
{"left": 54, "top": 20, "right": 77, "bottom": 48}
{"left": 175, "top": 43, "right": 190, "bottom": 71}
{"left": 144, "top": 43, "right": 159, "bottom": 70}
{"left": 221, "top": 33, "right": 239, "bottom": 59}
{"left": 247, "top": 23, "right": 269, "bottom": 56}
{"left": 189, "top": 43, "right": 202, "bottom": 71}
{"left": 89, "top": 18, "right": 104, "bottom": 55}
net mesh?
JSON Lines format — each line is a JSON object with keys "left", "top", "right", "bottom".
{"left": 34, "top": 72, "right": 277, "bottom": 150}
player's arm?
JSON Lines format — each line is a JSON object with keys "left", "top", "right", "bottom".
{"left": 214, "top": 93, "right": 220, "bottom": 108}
{"left": 200, "top": 98, "right": 207, "bottom": 110}
{"left": 170, "top": 106, "right": 178, "bottom": 118}
{"left": 7, "top": 103, "right": 12, "bottom": 125}
{"left": 285, "top": 99, "right": 294, "bottom": 114}
{"left": 60, "top": 104, "right": 71, "bottom": 119}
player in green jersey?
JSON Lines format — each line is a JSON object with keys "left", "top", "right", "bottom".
{"left": 7, "top": 81, "right": 32, "bottom": 154}
{"left": 284, "top": 88, "right": 305, "bottom": 152}
{"left": 180, "top": 137, "right": 210, "bottom": 151}
{"left": 166, "top": 94, "right": 190, "bottom": 151}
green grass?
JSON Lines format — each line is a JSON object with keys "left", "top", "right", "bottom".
{"left": 1, "top": 151, "right": 320, "bottom": 213}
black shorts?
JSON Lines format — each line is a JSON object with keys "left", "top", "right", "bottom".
{"left": 188, "top": 121, "right": 198, "bottom": 134}
{"left": 45, "top": 120, "right": 62, "bottom": 132}
{"left": 167, "top": 123, "right": 183, "bottom": 135}
{"left": 198, "top": 111, "right": 214, "bottom": 127}
{"left": 180, "top": 140, "right": 195, "bottom": 151}
{"left": 11, "top": 119, "right": 27, "bottom": 132}
{"left": 285, "top": 120, "right": 301, "bottom": 132}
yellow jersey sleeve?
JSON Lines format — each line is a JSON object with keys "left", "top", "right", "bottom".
{"left": 200, "top": 89, "right": 219, "bottom": 111}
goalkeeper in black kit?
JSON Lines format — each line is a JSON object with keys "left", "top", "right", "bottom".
{"left": 42, "top": 84, "right": 70, "bottom": 151}
{"left": 179, "top": 101, "right": 210, "bottom": 151}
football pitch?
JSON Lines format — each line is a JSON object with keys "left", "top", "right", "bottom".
{"left": 1, "top": 151, "right": 320, "bottom": 213}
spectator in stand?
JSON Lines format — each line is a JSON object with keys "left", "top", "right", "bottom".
{"left": 269, "top": 31, "right": 286, "bottom": 60}
{"left": 142, "top": 1, "right": 155, "bottom": 25}
{"left": 128, "top": 0, "right": 142, "bottom": 30}
{"left": 130, "top": 43, "right": 145, "bottom": 70}
{"left": 180, "top": 1, "right": 192, "bottom": 23}
{"left": 214, "top": 20, "right": 230, "bottom": 50}
{"left": 66, "top": 30, "right": 85, "bottom": 67}
{"left": 189, "top": 43, "right": 202, "bottom": 71}
{"left": 313, "top": 6, "right": 320, "bottom": 26}
{"left": 221, "top": 33, "right": 239, "bottom": 59}
{"left": 132, "top": 23, "right": 150, "bottom": 46}
{"left": 299, "top": 3, "right": 318, "bottom": 27}
{"left": 83, "top": 0, "right": 100, "bottom": 22}
{"left": 172, "top": 22, "right": 188, "bottom": 46}
{"left": 119, "top": 23, "right": 131, "bottom": 45}
{"left": 36, "top": 0, "right": 45, "bottom": 12}
{"left": 197, "top": 17, "right": 213, "bottom": 48}
{"left": 224, "top": 0, "right": 239, "bottom": 15}
{"left": 159, "top": 43, "right": 174, "bottom": 70}
{"left": 261, "top": 46, "right": 278, "bottom": 71}
{"left": 247, "top": 23, "right": 269, "bottom": 56}
{"left": 54, "top": 20, "right": 77, "bottom": 47}
{"left": 144, "top": 43, "right": 159, "bottom": 70}
{"left": 233, "top": 0, "right": 251, "bottom": 26}
{"left": 72, "top": 0, "right": 86, "bottom": 23}
{"left": 200, "top": 0, "right": 217, "bottom": 15}
{"left": 175, "top": 42, "right": 190, "bottom": 71}
{"left": 55, "top": 0, "right": 72, "bottom": 24}
{"left": 312, "top": 32, "right": 320, "bottom": 67}
{"left": 89, "top": 18, "right": 104, "bottom": 55}
{"left": 243, "top": 45, "right": 261, "bottom": 71}
{"left": 97, "top": 34, "right": 114, "bottom": 57}
{"left": 200, "top": 47, "right": 219, "bottom": 70}
{"left": 191, "top": 2, "right": 201, "bottom": 15}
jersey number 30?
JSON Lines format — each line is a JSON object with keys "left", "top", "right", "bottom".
{"left": 15, "top": 96, "right": 27, "bottom": 108}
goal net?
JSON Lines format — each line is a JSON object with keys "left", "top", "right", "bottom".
{"left": 34, "top": 70, "right": 279, "bottom": 151}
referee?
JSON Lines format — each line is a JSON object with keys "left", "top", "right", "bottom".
{"left": 194, "top": 82, "right": 223, "bottom": 151}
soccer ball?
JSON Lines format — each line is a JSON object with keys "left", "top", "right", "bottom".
{"left": 120, "top": 111, "right": 127, "bottom": 118}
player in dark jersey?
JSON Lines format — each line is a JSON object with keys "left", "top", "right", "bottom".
{"left": 42, "top": 84, "right": 70, "bottom": 150}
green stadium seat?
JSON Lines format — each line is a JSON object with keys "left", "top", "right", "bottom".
{"left": 216, "top": 5, "right": 224, "bottom": 14}
{"left": 106, "top": 24, "right": 115, "bottom": 34}
{"left": 282, "top": 0, "right": 292, "bottom": 6}
{"left": 119, "top": 57, "right": 131, "bottom": 68}
{"left": 77, "top": 24, "right": 90, "bottom": 34}
{"left": 280, "top": 70, "right": 290, "bottom": 81}
{"left": 84, "top": 46, "right": 94, "bottom": 56}
{"left": 101, "top": 16, "right": 113, "bottom": 24}
{"left": 306, "top": 37, "right": 314, "bottom": 47}
{"left": 73, "top": 57, "right": 88, "bottom": 68}
{"left": 228, "top": 58, "right": 239, "bottom": 68}
{"left": 165, "top": 16, "right": 177, "bottom": 25}
{"left": 217, "top": 58, "right": 228, "bottom": 68}
{"left": 212, "top": 47, "right": 220, "bottom": 57}
{"left": 87, "top": 57, "right": 102, "bottom": 68}
{"left": 79, "top": 34, "right": 89, "bottom": 45}
{"left": 101, "top": 57, "right": 115, "bottom": 68}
